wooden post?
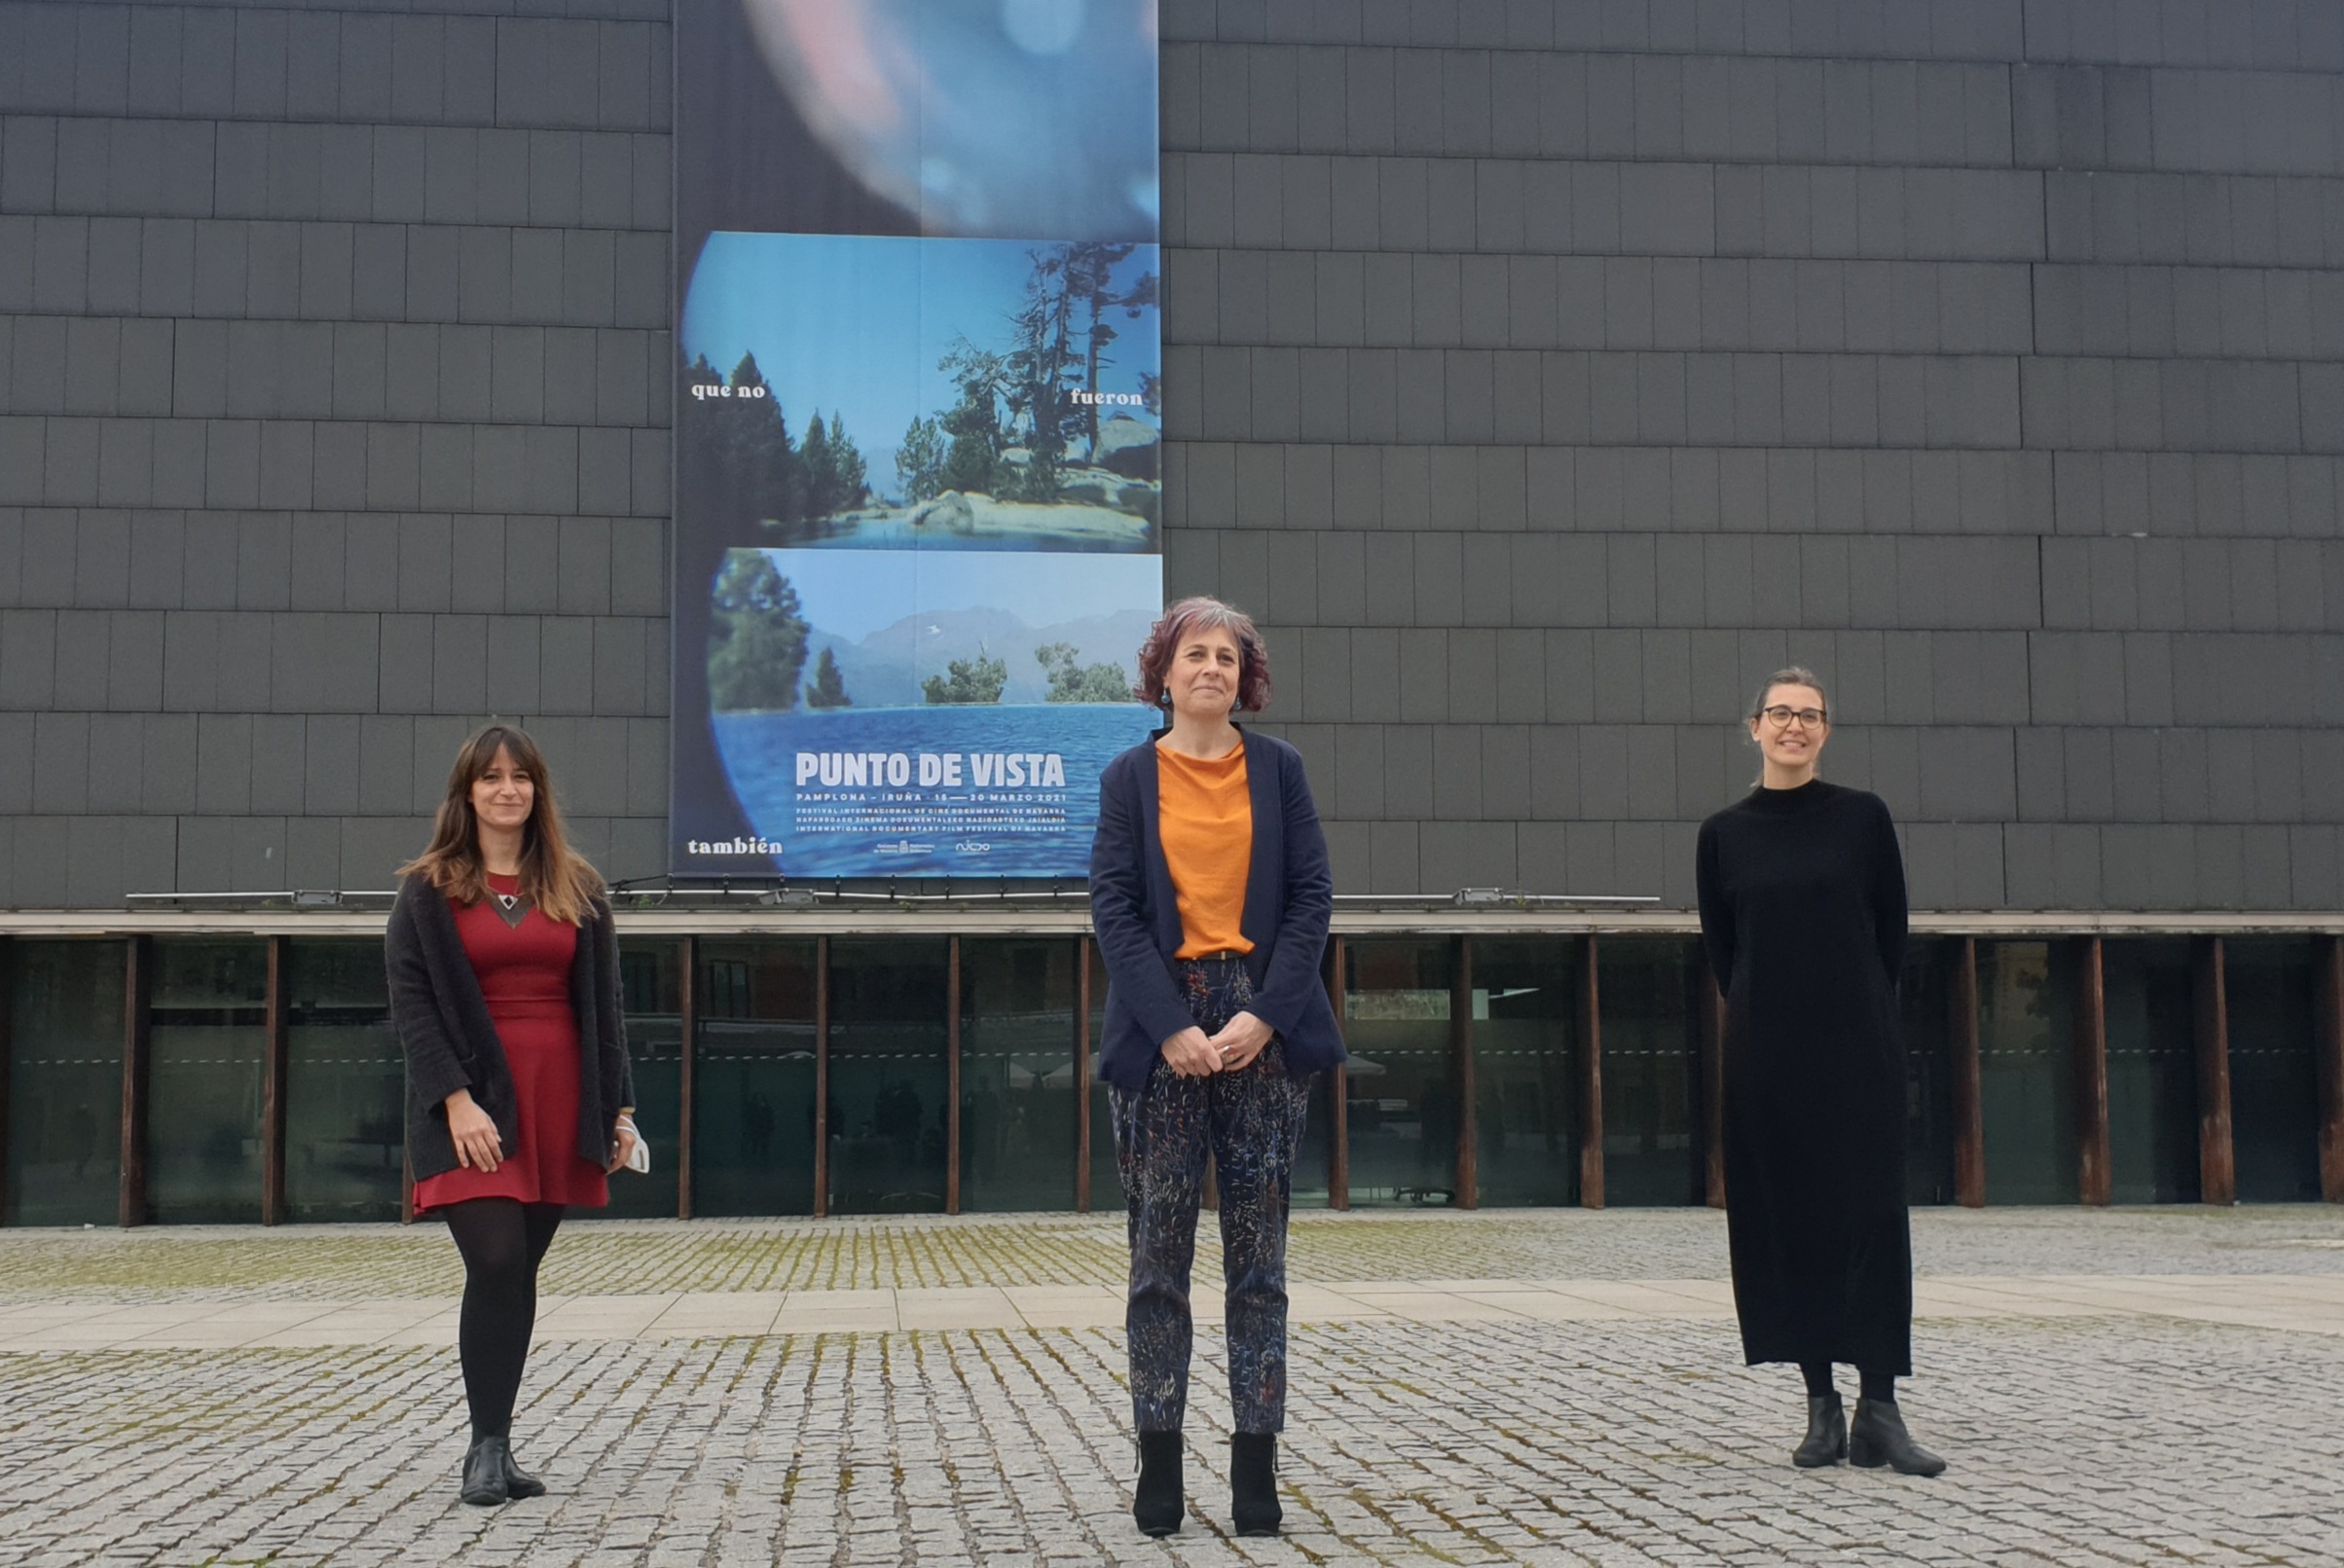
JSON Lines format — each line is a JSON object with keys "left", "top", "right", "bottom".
{"left": 945, "top": 935, "right": 962, "bottom": 1216}
{"left": 119, "top": 936, "right": 153, "bottom": 1228}
{"left": 2317, "top": 933, "right": 2344, "bottom": 1205}
{"left": 677, "top": 936, "right": 696, "bottom": 1221}
{"left": 1951, "top": 936, "right": 1984, "bottom": 1208}
{"left": 1579, "top": 935, "right": 1604, "bottom": 1209}
{"left": 1327, "top": 937, "right": 1349, "bottom": 1211}
{"left": 1075, "top": 936, "right": 1092, "bottom": 1214}
{"left": 1452, "top": 936, "right": 1477, "bottom": 1209}
{"left": 261, "top": 937, "right": 289, "bottom": 1226}
{"left": 2193, "top": 936, "right": 2236, "bottom": 1206}
{"left": 1698, "top": 950, "right": 1726, "bottom": 1210}
{"left": 813, "top": 935, "right": 830, "bottom": 1219}
{"left": 400, "top": 1149, "right": 415, "bottom": 1224}
{"left": 2072, "top": 936, "right": 2111, "bottom": 1207}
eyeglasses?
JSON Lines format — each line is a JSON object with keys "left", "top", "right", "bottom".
{"left": 1758, "top": 706, "right": 1828, "bottom": 729}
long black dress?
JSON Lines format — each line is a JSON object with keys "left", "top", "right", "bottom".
{"left": 1695, "top": 779, "right": 1911, "bottom": 1375}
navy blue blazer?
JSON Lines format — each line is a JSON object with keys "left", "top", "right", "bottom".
{"left": 1088, "top": 725, "right": 1346, "bottom": 1092}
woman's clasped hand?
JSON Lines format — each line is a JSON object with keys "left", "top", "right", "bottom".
{"left": 1159, "top": 1009, "right": 1274, "bottom": 1076}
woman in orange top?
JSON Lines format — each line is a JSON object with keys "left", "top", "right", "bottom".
{"left": 1089, "top": 597, "right": 1345, "bottom": 1539}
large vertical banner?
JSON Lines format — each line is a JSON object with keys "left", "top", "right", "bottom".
{"left": 672, "top": 1, "right": 1162, "bottom": 879}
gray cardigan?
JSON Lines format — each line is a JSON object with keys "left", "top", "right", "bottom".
{"left": 385, "top": 871, "right": 635, "bottom": 1185}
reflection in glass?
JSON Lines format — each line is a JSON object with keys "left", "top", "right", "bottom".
{"left": 284, "top": 941, "right": 403, "bottom": 1222}
{"left": 148, "top": 941, "right": 268, "bottom": 1223}
{"left": 1342, "top": 941, "right": 1458, "bottom": 1207}
{"left": 960, "top": 939, "right": 1078, "bottom": 1212}
{"left": 1899, "top": 940, "right": 1957, "bottom": 1206}
{"left": 1978, "top": 940, "right": 2078, "bottom": 1205}
{"left": 2226, "top": 938, "right": 2321, "bottom": 1203}
{"left": 828, "top": 940, "right": 948, "bottom": 1215}
{"left": 5, "top": 941, "right": 126, "bottom": 1226}
{"left": 2104, "top": 939, "right": 2199, "bottom": 1204}
{"left": 602, "top": 942, "right": 683, "bottom": 1220}
{"left": 1472, "top": 940, "right": 1580, "bottom": 1207}
{"left": 1597, "top": 938, "right": 1703, "bottom": 1206}
{"left": 694, "top": 940, "right": 818, "bottom": 1217}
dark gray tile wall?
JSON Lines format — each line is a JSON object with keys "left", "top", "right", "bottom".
{"left": 1160, "top": 0, "right": 2344, "bottom": 910}
{"left": 0, "top": 0, "right": 2336, "bottom": 910}
{"left": 0, "top": 0, "right": 671, "bottom": 903}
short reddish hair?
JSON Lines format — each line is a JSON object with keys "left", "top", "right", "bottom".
{"left": 1133, "top": 597, "right": 1273, "bottom": 712}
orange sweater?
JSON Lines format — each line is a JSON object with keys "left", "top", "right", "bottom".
{"left": 1156, "top": 740, "right": 1254, "bottom": 960}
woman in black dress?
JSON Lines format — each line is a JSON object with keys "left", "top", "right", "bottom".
{"left": 1695, "top": 669, "right": 1946, "bottom": 1477}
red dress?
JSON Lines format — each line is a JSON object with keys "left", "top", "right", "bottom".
{"left": 413, "top": 874, "right": 609, "bottom": 1213}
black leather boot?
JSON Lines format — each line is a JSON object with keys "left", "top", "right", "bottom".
{"left": 460, "top": 1436, "right": 511, "bottom": 1506}
{"left": 1231, "top": 1433, "right": 1282, "bottom": 1537}
{"left": 1133, "top": 1431, "right": 1184, "bottom": 1537}
{"left": 500, "top": 1441, "right": 547, "bottom": 1499}
{"left": 1793, "top": 1393, "right": 1847, "bottom": 1468}
{"left": 1849, "top": 1399, "right": 1947, "bottom": 1477}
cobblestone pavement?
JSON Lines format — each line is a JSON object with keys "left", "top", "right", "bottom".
{"left": 4, "top": 1204, "right": 2339, "bottom": 1301}
{"left": 4, "top": 1207, "right": 2342, "bottom": 1566}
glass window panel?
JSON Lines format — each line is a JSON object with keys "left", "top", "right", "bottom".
{"left": 1342, "top": 940, "right": 1459, "bottom": 1207}
{"left": 2104, "top": 938, "right": 2200, "bottom": 1204}
{"left": 959, "top": 939, "right": 1078, "bottom": 1212}
{"left": 1295, "top": 1069, "right": 1334, "bottom": 1210}
{"left": 1292, "top": 945, "right": 1334, "bottom": 1211}
{"left": 599, "top": 941, "right": 682, "bottom": 1220}
{"left": 1978, "top": 940, "right": 2078, "bottom": 1205}
{"left": 148, "top": 940, "right": 268, "bottom": 1224}
{"left": 1471, "top": 938, "right": 1581, "bottom": 1208}
{"left": 1597, "top": 938, "right": 1703, "bottom": 1207}
{"left": 693, "top": 940, "right": 818, "bottom": 1217}
{"left": 828, "top": 940, "right": 948, "bottom": 1215}
{"left": 1085, "top": 940, "right": 1117, "bottom": 1212}
{"left": 6, "top": 941, "right": 126, "bottom": 1226}
{"left": 1900, "top": 939, "right": 1958, "bottom": 1206}
{"left": 2226, "top": 937, "right": 2321, "bottom": 1204}
{"left": 283, "top": 940, "right": 403, "bottom": 1222}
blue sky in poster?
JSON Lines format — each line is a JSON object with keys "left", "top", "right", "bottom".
{"left": 681, "top": 232, "right": 1159, "bottom": 489}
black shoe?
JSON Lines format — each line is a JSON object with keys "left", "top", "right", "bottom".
{"left": 501, "top": 1442, "right": 547, "bottom": 1500}
{"left": 1231, "top": 1432, "right": 1282, "bottom": 1537}
{"left": 1134, "top": 1431, "right": 1184, "bottom": 1537}
{"left": 460, "top": 1436, "right": 511, "bottom": 1507}
{"left": 1793, "top": 1393, "right": 1847, "bottom": 1468}
{"left": 1849, "top": 1398, "right": 1947, "bottom": 1477}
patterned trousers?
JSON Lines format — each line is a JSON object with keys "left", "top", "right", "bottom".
{"left": 1109, "top": 955, "right": 1313, "bottom": 1435}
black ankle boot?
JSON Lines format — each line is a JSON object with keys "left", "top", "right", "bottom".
{"left": 500, "top": 1441, "right": 546, "bottom": 1499}
{"left": 1231, "top": 1432, "right": 1281, "bottom": 1536}
{"left": 460, "top": 1436, "right": 511, "bottom": 1506}
{"left": 1849, "top": 1399, "right": 1947, "bottom": 1477}
{"left": 1133, "top": 1431, "right": 1184, "bottom": 1536}
{"left": 1793, "top": 1393, "right": 1846, "bottom": 1468}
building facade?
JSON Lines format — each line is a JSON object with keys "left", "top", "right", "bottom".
{"left": 0, "top": 0, "right": 2338, "bottom": 1224}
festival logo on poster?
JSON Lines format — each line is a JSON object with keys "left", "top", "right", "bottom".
{"left": 672, "top": 0, "right": 1162, "bottom": 879}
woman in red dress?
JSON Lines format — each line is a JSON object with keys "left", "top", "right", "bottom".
{"left": 387, "top": 726, "right": 638, "bottom": 1507}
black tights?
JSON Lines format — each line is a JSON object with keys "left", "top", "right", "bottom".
{"left": 1802, "top": 1363, "right": 1896, "bottom": 1404}
{"left": 442, "top": 1198, "right": 565, "bottom": 1440}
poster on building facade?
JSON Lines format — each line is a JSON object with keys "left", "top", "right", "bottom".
{"left": 671, "top": 0, "right": 1162, "bottom": 879}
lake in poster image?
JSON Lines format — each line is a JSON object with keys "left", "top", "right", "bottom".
{"left": 684, "top": 546, "right": 1162, "bottom": 878}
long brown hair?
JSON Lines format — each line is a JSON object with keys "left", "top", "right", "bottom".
{"left": 399, "top": 725, "right": 604, "bottom": 924}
